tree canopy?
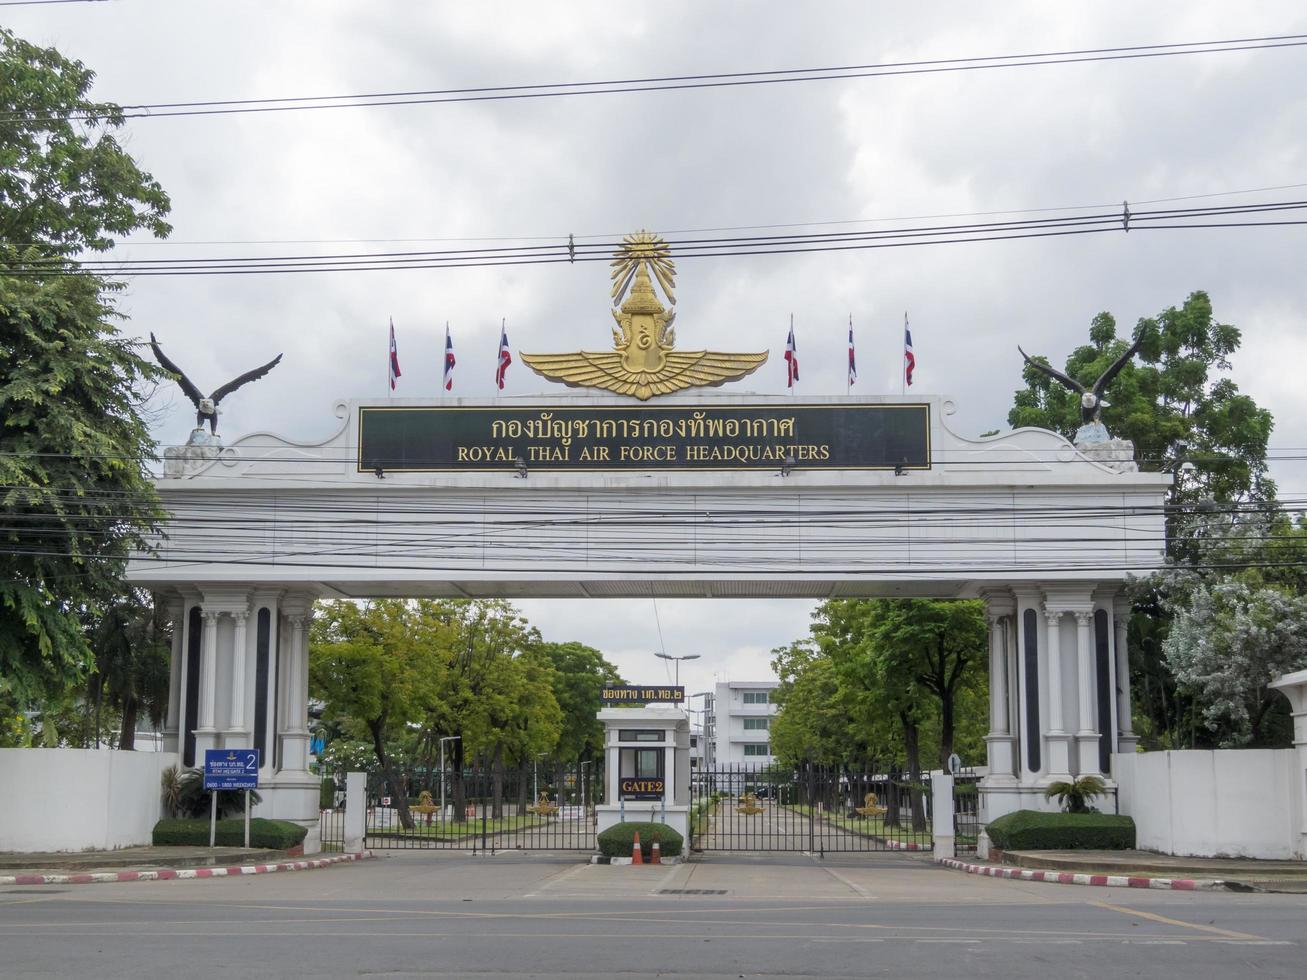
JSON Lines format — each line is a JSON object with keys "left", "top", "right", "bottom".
{"left": 1, "top": 28, "right": 172, "bottom": 705}
{"left": 1009, "top": 291, "right": 1273, "bottom": 511}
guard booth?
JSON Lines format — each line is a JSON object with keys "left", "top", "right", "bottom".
{"left": 596, "top": 706, "right": 691, "bottom": 841}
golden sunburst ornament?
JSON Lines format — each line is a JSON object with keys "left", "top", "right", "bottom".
{"left": 521, "top": 230, "right": 768, "bottom": 400}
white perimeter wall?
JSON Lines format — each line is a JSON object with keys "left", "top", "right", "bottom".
{"left": 0, "top": 749, "right": 177, "bottom": 852}
{"left": 1114, "top": 750, "right": 1302, "bottom": 860}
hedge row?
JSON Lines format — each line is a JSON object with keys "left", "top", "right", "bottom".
{"left": 596, "top": 821, "right": 683, "bottom": 858}
{"left": 986, "top": 809, "right": 1135, "bottom": 851}
{"left": 152, "top": 818, "right": 308, "bottom": 850}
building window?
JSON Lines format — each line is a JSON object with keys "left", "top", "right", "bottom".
{"left": 619, "top": 747, "right": 664, "bottom": 779}
{"left": 743, "top": 743, "right": 770, "bottom": 757}
{"left": 742, "top": 691, "right": 771, "bottom": 705}
{"left": 618, "top": 729, "right": 663, "bottom": 742}
{"left": 743, "top": 717, "right": 770, "bottom": 731}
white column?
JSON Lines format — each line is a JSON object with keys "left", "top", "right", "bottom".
{"left": 228, "top": 610, "right": 249, "bottom": 734}
{"left": 988, "top": 615, "right": 1009, "bottom": 734}
{"left": 1043, "top": 609, "right": 1072, "bottom": 780}
{"left": 1113, "top": 598, "right": 1138, "bottom": 753}
{"left": 162, "top": 596, "right": 184, "bottom": 752}
{"left": 279, "top": 612, "right": 311, "bottom": 773}
{"left": 198, "top": 611, "right": 220, "bottom": 730}
{"left": 1075, "top": 611, "right": 1102, "bottom": 775}
{"left": 194, "top": 609, "right": 221, "bottom": 759}
{"left": 1044, "top": 610, "right": 1064, "bottom": 733}
{"left": 983, "top": 610, "right": 1016, "bottom": 784}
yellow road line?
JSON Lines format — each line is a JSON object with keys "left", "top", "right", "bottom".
{"left": 1089, "top": 900, "right": 1266, "bottom": 941}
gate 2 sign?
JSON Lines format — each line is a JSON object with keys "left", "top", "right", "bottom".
{"left": 620, "top": 778, "right": 665, "bottom": 801}
{"left": 203, "top": 749, "right": 260, "bottom": 791}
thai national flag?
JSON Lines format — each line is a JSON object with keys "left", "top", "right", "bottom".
{"left": 847, "top": 315, "right": 857, "bottom": 387}
{"left": 442, "top": 325, "right": 456, "bottom": 392}
{"left": 495, "top": 323, "right": 512, "bottom": 390}
{"left": 903, "top": 314, "right": 915, "bottom": 388}
{"left": 785, "top": 324, "right": 799, "bottom": 388}
{"left": 388, "top": 320, "right": 402, "bottom": 391}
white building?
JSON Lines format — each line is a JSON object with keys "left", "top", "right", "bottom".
{"left": 709, "top": 680, "right": 779, "bottom": 767}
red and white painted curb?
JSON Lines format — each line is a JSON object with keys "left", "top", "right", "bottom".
{"left": 881, "top": 838, "right": 928, "bottom": 852}
{"left": 0, "top": 851, "right": 374, "bottom": 887}
{"left": 938, "top": 856, "right": 1229, "bottom": 891}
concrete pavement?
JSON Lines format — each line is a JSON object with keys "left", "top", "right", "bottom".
{"left": 2, "top": 850, "right": 1304, "bottom": 978}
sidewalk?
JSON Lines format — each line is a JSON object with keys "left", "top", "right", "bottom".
{"left": 0, "top": 845, "right": 373, "bottom": 885}
{"left": 945, "top": 848, "right": 1307, "bottom": 893}
{"left": 0, "top": 845, "right": 289, "bottom": 874}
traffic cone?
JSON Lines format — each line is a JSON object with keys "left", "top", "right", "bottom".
{"left": 651, "top": 838, "right": 662, "bottom": 865}
{"left": 631, "top": 831, "right": 643, "bottom": 865}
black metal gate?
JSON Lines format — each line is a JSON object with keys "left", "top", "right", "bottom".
{"left": 691, "top": 764, "right": 933, "bottom": 853}
{"left": 952, "top": 767, "right": 981, "bottom": 856}
{"left": 365, "top": 763, "right": 600, "bottom": 850}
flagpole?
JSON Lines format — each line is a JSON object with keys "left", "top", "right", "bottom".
{"left": 386, "top": 318, "right": 391, "bottom": 401}
{"left": 846, "top": 313, "right": 851, "bottom": 397}
{"left": 901, "top": 311, "right": 907, "bottom": 397}
{"left": 790, "top": 313, "right": 795, "bottom": 397}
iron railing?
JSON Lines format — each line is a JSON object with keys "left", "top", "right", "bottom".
{"left": 691, "top": 764, "right": 933, "bottom": 854}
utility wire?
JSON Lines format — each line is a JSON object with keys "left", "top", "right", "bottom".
{"left": 8, "top": 33, "right": 1302, "bottom": 124}
{"left": 7, "top": 199, "right": 1305, "bottom": 277}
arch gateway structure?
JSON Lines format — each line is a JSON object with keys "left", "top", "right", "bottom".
{"left": 126, "top": 391, "right": 1169, "bottom": 847}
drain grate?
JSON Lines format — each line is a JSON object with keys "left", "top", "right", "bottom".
{"left": 658, "top": 888, "right": 728, "bottom": 895}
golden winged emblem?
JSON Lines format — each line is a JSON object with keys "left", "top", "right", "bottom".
{"left": 521, "top": 230, "right": 768, "bottom": 400}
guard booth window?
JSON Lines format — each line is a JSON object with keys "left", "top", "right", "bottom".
{"left": 620, "top": 747, "right": 664, "bottom": 781}
{"left": 618, "top": 730, "right": 663, "bottom": 742}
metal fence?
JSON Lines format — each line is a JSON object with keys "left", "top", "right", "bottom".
{"left": 691, "top": 764, "right": 933, "bottom": 854}
{"left": 363, "top": 763, "right": 600, "bottom": 851}
{"left": 952, "top": 768, "right": 981, "bottom": 856}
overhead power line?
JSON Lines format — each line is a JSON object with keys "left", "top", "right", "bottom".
{"left": 4, "top": 33, "right": 1303, "bottom": 124}
{"left": 7, "top": 199, "right": 1305, "bottom": 277}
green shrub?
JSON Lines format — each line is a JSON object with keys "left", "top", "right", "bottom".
{"left": 152, "top": 818, "right": 308, "bottom": 850}
{"left": 986, "top": 809, "right": 1135, "bottom": 851}
{"left": 320, "top": 777, "right": 337, "bottom": 810}
{"left": 596, "top": 821, "right": 683, "bottom": 858}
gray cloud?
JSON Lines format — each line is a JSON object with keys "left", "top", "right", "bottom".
{"left": 13, "top": 1, "right": 1307, "bottom": 679}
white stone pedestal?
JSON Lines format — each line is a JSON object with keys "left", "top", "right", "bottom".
{"left": 596, "top": 803, "right": 690, "bottom": 843}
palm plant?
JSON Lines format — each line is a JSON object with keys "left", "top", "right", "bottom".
{"left": 1043, "top": 775, "right": 1107, "bottom": 813}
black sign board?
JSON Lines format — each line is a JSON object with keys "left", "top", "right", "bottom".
{"left": 602, "top": 686, "right": 684, "bottom": 703}
{"left": 620, "top": 777, "right": 665, "bottom": 801}
{"left": 358, "top": 403, "right": 929, "bottom": 472}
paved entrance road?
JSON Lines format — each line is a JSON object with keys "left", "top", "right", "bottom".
{"left": 2, "top": 851, "right": 1303, "bottom": 979}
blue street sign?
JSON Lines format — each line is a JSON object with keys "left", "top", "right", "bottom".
{"left": 203, "top": 748, "right": 260, "bottom": 791}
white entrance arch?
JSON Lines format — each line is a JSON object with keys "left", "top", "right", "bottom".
{"left": 127, "top": 393, "right": 1168, "bottom": 846}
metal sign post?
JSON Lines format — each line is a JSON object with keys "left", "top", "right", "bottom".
{"left": 203, "top": 749, "right": 260, "bottom": 849}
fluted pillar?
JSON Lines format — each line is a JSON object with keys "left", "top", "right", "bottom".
{"left": 227, "top": 610, "right": 249, "bottom": 735}
{"left": 1043, "top": 609, "right": 1072, "bottom": 779}
{"left": 983, "top": 604, "right": 1017, "bottom": 782}
{"left": 1114, "top": 598, "right": 1138, "bottom": 754}
{"left": 1075, "top": 611, "right": 1102, "bottom": 774}
{"left": 194, "top": 610, "right": 221, "bottom": 759}
{"left": 279, "top": 609, "right": 312, "bottom": 773}
{"left": 162, "top": 596, "right": 184, "bottom": 753}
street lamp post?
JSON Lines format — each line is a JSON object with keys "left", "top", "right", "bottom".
{"left": 654, "top": 652, "right": 700, "bottom": 688}
{"left": 439, "top": 736, "right": 460, "bottom": 817}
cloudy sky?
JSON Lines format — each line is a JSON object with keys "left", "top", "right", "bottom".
{"left": 12, "top": 2, "right": 1307, "bottom": 698}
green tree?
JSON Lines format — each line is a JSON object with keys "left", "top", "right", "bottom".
{"left": 1, "top": 28, "right": 172, "bottom": 706}
{"left": 309, "top": 600, "right": 453, "bottom": 830}
{"left": 88, "top": 592, "right": 170, "bottom": 749}
{"left": 1009, "top": 292, "right": 1273, "bottom": 511}
{"left": 532, "top": 640, "right": 623, "bottom": 765}
{"left": 1007, "top": 291, "right": 1277, "bottom": 747}
{"left": 419, "top": 599, "right": 543, "bottom": 821}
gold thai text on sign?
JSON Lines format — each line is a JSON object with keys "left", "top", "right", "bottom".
{"left": 358, "top": 404, "right": 930, "bottom": 472}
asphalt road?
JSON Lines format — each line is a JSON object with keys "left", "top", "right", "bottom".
{"left": 2, "top": 850, "right": 1303, "bottom": 979}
